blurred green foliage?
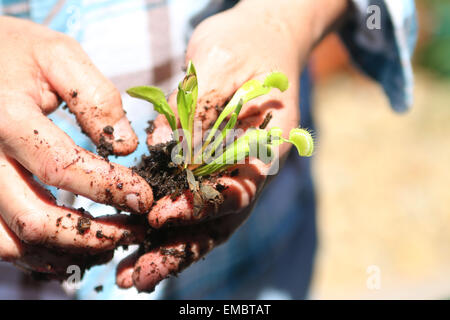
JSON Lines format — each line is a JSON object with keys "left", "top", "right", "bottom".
{"left": 417, "top": 0, "right": 450, "bottom": 77}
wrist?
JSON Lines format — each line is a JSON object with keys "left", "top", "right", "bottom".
{"left": 236, "top": 0, "right": 349, "bottom": 57}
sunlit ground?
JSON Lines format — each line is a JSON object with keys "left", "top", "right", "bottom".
{"left": 310, "top": 69, "right": 450, "bottom": 299}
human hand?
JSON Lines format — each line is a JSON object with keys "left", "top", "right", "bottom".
{"left": 116, "top": 0, "right": 348, "bottom": 292}
{"left": 0, "top": 17, "right": 153, "bottom": 278}
{"left": 113, "top": 1, "right": 314, "bottom": 292}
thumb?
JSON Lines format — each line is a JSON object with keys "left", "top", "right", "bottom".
{"left": 146, "top": 114, "right": 174, "bottom": 146}
{"left": 36, "top": 36, "right": 138, "bottom": 156}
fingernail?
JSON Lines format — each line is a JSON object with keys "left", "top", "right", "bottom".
{"left": 117, "top": 269, "right": 134, "bottom": 289}
{"left": 126, "top": 193, "right": 141, "bottom": 213}
{"left": 113, "top": 116, "right": 134, "bottom": 141}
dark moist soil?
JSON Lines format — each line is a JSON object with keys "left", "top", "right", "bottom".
{"left": 132, "top": 140, "right": 189, "bottom": 201}
{"left": 96, "top": 125, "right": 115, "bottom": 159}
{"left": 145, "top": 120, "right": 155, "bottom": 134}
{"left": 103, "top": 125, "right": 114, "bottom": 135}
{"left": 132, "top": 140, "right": 227, "bottom": 208}
{"left": 94, "top": 285, "right": 103, "bottom": 293}
{"left": 131, "top": 97, "right": 233, "bottom": 198}
{"left": 97, "top": 134, "right": 114, "bottom": 159}
{"left": 76, "top": 216, "right": 91, "bottom": 235}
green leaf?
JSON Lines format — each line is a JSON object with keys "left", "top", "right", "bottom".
{"left": 177, "top": 61, "right": 198, "bottom": 163}
{"left": 202, "top": 72, "right": 289, "bottom": 151}
{"left": 185, "top": 60, "right": 197, "bottom": 77}
{"left": 263, "top": 72, "right": 289, "bottom": 92}
{"left": 194, "top": 128, "right": 272, "bottom": 176}
{"left": 267, "top": 126, "right": 284, "bottom": 146}
{"left": 194, "top": 126, "right": 314, "bottom": 176}
{"left": 288, "top": 128, "right": 314, "bottom": 157}
{"left": 197, "top": 98, "right": 243, "bottom": 163}
{"left": 126, "top": 86, "right": 177, "bottom": 132}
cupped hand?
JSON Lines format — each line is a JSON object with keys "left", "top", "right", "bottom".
{"left": 0, "top": 17, "right": 153, "bottom": 278}
{"left": 116, "top": 4, "right": 307, "bottom": 292}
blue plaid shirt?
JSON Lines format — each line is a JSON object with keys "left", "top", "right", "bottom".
{"left": 0, "top": 0, "right": 417, "bottom": 299}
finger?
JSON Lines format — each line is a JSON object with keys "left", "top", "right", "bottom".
{"left": 146, "top": 114, "right": 174, "bottom": 146}
{"left": 1, "top": 215, "right": 115, "bottom": 278}
{"left": 0, "top": 215, "right": 22, "bottom": 261}
{"left": 15, "top": 247, "right": 115, "bottom": 279}
{"left": 131, "top": 210, "right": 249, "bottom": 292}
{"left": 0, "top": 101, "right": 153, "bottom": 213}
{"left": 133, "top": 242, "right": 200, "bottom": 292}
{"left": 0, "top": 152, "right": 147, "bottom": 251}
{"left": 39, "top": 82, "right": 62, "bottom": 115}
{"left": 35, "top": 36, "right": 138, "bottom": 155}
{"left": 147, "top": 159, "right": 267, "bottom": 228}
{"left": 116, "top": 250, "right": 140, "bottom": 289}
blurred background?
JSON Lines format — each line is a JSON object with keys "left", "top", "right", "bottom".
{"left": 1, "top": 0, "right": 448, "bottom": 300}
{"left": 308, "top": 0, "right": 450, "bottom": 299}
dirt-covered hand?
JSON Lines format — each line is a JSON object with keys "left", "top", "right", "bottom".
{"left": 115, "top": 2, "right": 305, "bottom": 292}
{"left": 0, "top": 17, "right": 153, "bottom": 277}
{"left": 116, "top": 0, "right": 348, "bottom": 292}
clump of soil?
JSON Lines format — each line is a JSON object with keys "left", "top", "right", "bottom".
{"left": 145, "top": 120, "right": 155, "bottom": 134}
{"left": 76, "top": 216, "right": 91, "bottom": 235}
{"left": 97, "top": 135, "right": 114, "bottom": 159}
{"left": 96, "top": 126, "right": 115, "bottom": 159}
{"left": 94, "top": 285, "right": 103, "bottom": 293}
{"left": 132, "top": 140, "right": 225, "bottom": 213}
{"left": 132, "top": 140, "right": 189, "bottom": 201}
{"left": 103, "top": 125, "right": 114, "bottom": 135}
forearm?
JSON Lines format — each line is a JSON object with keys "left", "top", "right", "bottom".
{"left": 236, "top": 0, "right": 350, "bottom": 60}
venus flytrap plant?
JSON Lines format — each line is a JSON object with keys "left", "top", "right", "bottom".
{"left": 193, "top": 126, "right": 314, "bottom": 176}
{"left": 126, "top": 86, "right": 177, "bottom": 132}
{"left": 176, "top": 61, "right": 198, "bottom": 165}
{"left": 193, "top": 128, "right": 269, "bottom": 176}
{"left": 199, "top": 98, "right": 244, "bottom": 164}
{"left": 127, "top": 60, "right": 314, "bottom": 180}
{"left": 198, "top": 71, "right": 289, "bottom": 158}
